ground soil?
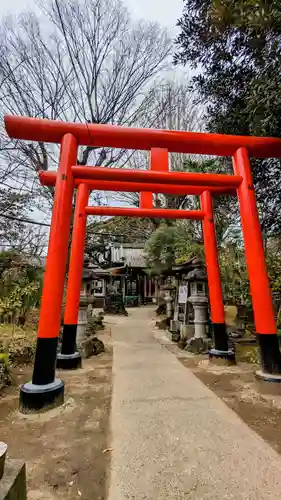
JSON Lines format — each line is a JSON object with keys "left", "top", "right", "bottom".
{"left": 3, "top": 309, "right": 281, "bottom": 499}
{"left": 0, "top": 325, "right": 113, "bottom": 500}
{"left": 164, "top": 342, "right": 281, "bottom": 456}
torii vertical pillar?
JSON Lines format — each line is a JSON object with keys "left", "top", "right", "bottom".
{"left": 19, "top": 134, "right": 78, "bottom": 412}
{"left": 57, "top": 183, "right": 89, "bottom": 369}
{"left": 139, "top": 148, "right": 169, "bottom": 208}
{"left": 201, "top": 191, "right": 235, "bottom": 362}
{"left": 233, "top": 148, "right": 281, "bottom": 379}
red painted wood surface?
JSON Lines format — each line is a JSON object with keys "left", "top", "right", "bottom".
{"left": 5, "top": 114, "right": 281, "bottom": 157}
{"left": 85, "top": 206, "right": 204, "bottom": 220}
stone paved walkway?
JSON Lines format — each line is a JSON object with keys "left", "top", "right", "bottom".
{"left": 107, "top": 307, "right": 281, "bottom": 500}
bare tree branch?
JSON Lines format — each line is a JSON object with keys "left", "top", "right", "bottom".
{"left": 117, "top": 80, "right": 204, "bottom": 211}
{"left": 0, "top": 0, "right": 173, "bottom": 254}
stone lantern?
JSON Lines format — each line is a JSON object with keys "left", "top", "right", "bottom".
{"left": 186, "top": 267, "right": 210, "bottom": 353}
{"left": 76, "top": 259, "right": 94, "bottom": 348}
{"left": 163, "top": 284, "right": 175, "bottom": 320}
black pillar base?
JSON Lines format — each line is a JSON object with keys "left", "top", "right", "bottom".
{"left": 32, "top": 337, "right": 58, "bottom": 385}
{"left": 256, "top": 370, "right": 281, "bottom": 383}
{"left": 209, "top": 322, "right": 236, "bottom": 363}
{"left": 60, "top": 324, "right": 78, "bottom": 355}
{"left": 56, "top": 351, "right": 82, "bottom": 370}
{"left": 19, "top": 337, "right": 64, "bottom": 413}
{"left": 19, "top": 379, "right": 64, "bottom": 413}
{"left": 57, "top": 324, "right": 81, "bottom": 370}
{"left": 209, "top": 348, "right": 236, "bottom": 363}
{"left": 212, "top": 323, "right": 229, "bottom": 351}
{"left": 257, "top": 333, "right": 281, "bottom": 375}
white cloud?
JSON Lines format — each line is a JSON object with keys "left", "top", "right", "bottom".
{"left": 124, "top": 0, "right": 182, "bottom": 30}
{"left": 0, "top": 0, "right": 183, "bottom": 30}
{"left": 0, "top": 0, "right": 32, "bottom": 16}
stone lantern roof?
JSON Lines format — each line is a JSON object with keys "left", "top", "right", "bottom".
{"left": 186, "top": 267, "right": 207, "bottom": 282}
{"left": 82, "top": 258, "right": 94, "bottom": 281}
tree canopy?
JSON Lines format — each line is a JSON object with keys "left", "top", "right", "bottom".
{"left": 144, "top": 222, "right": 204, "bottom": 275}
{"left": 85, "top": 216, "right": 155, "bottom": 267}
{"left": 0, "top": 250, "right": 43, "bottom": 324}
{"left": 175, "top": 0, "right": 281, "bottom": 235}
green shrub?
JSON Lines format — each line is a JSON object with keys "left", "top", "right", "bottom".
{"left": 236, "top": 344, "right": 260, "bottom": 364}
{"left": 85, "top": 313, "right": 104, "bottom": 337}
{"left": 0, "top": 324, "right": 36, "bottom": 365}
{"left": 0, "top": 353, "right": 12, "bottom": 388}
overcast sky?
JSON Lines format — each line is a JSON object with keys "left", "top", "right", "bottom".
{"left": 0, "top": 0, "right": 183, "bottom": 31}
{"left": 0, "top": 0, "right": 186, "bottom": 223}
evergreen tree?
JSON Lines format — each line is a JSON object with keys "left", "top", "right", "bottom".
{"left": 175, "top": 0, "right": 281, "bottom": 235}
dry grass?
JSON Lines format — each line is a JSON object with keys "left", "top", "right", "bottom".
{"left": 0, "top": 324, "right": 37, "bottom": 365}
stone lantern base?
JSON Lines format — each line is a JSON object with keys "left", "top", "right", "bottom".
{"left": 185, "top": 336, "right": 212, "bottom": 354}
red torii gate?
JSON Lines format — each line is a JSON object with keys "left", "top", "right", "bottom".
{"left": 5, "top": 115, "right": 281, "bottom": 412}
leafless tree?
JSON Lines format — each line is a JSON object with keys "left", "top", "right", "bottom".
{"left": 116, "top": 80, "right": 204, "bottom": 209}
{"left": 0, "top": 0, "right": 172, "bottom": 253}
{"left": 0, "top": 0, "right": 171, "bottom": 185}
{"left": 0, "top": 188, "right": 48, "bottom": 255}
